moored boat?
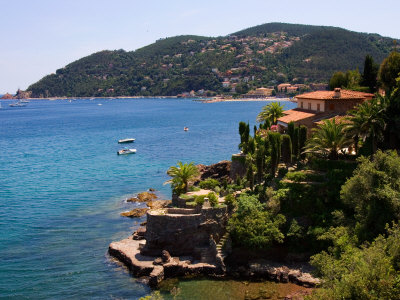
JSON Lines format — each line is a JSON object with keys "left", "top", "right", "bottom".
{"left": 117, "top": 148, "right": 137, "bottom": 155}
{"left": 9, "top": 101, "right": 27, "bottom": 107}
{"left": 118, "top": 138, "right": 135, "bottom": 143}
{"left": 184, "top": 127, "right": 189, "bottom": 131}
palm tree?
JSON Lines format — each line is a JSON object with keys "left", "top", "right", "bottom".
{"left": 346, "top": 97, "right": 387, "bottom": 154}
{"left": 164, "top": 161, "right": 199, "bottom": 194}
{"left": 256, "top": 102, "right": 284, "bottom": 125}
{"left": 304, "top": 119, "right": 352, "bottom": 160}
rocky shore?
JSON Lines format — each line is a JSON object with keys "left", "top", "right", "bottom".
{"left": 109, "top": 161, "right": 320, "bottom": 291}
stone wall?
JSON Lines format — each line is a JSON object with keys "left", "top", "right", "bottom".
{"left": 141, "top": 207, "right": 228, "bottom": 256}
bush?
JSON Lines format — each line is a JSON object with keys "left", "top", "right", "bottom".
{"left": 224, "top": 193, "right": 237, "bottom": 210}
{"left": 228, "top": 194, "right": 286, "bottom": 249}
{"left": 199, "top": 178, "right": 220, "bottom": 190}
{"left": 207, "top": 192, "right": 218, "bottom": 207}
{"left": 195, "top": 195, "right": 207, "bottom": 206}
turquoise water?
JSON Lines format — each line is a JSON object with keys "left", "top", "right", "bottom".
{"left": 0, "top": 98, "right": 295, "bottom": 299}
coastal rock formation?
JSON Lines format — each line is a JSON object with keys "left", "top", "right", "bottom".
{"left": 196, "top": 160, "right": 231, "bottom": 182}
{"left": 1, "top": 93, "right": 13, "bottom": 99}
{"left": 120, "top": 208, "right": 148, "bottom": 218}
{"left": 127, "top": 191, "right": 158, "bottom": 203}
{"left": 229, "top": 259, "right": 320, "bottom": 288}
{"left": 108, "top": 238, "right": 221, "bottom": 287}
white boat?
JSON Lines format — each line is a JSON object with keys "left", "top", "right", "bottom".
{"left": 184, "top": 127, "right": 189, "bottom": 131}
{"left": 97, "top": 103, "right": 102, "bottom": 106}
{"left": 118, "top": 138, "right": 135, "bottom": 144}
{"left": 9, "top": 101, "right": 27, "bottom": 107}
{"left": 117, "top": 148, "right": 136, "bottom": 155}
{"left": 19, "top": 99, "right": 30, "bottom": 103}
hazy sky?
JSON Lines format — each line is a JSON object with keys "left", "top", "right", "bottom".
{"left": 1, "top": 0, "right": 399, "bottom": 93}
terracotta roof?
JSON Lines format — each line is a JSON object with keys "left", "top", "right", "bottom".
{"left": 277, "top": 109, "right": 318, "bottom": 124}
{"left": 296, "top": 89, "right": 373, "bottom": 100}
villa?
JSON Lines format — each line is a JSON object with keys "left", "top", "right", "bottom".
{"left": 277, "top": 88, "right": 374, "bottom": 133}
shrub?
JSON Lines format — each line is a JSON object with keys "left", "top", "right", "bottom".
{"left": 195, "top": 195, "right": 207, "bottom": 206}
{"left": 228, "top": 194, "right": 286, "bottom": 249}
{"left": 199, "top": 178, "right": 220, "bottom": 190}
{"left": 224, "top": 193, "right": 237, "bottom": 210}
{"left": 207, "top": 192, "right": 218, "bottom": 207}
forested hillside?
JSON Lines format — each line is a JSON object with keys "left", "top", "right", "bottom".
{"left": 27, "top": 23, "right": 396, "bottom": 97}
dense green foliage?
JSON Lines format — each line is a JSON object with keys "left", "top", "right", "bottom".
{"left": 281, "top": 134, "right": 292, "bottom": 165}
{"left": 199, "top": 178, "right": 220, "bottom": 190}
{"left": 341, "top": 151, "right": 400, "bottom": 241}
{"left": 379, "top": 51, "right": 400, "bottom": 92}
{"left": 309, "top": 224, "right": 400, "bottom": 299}
{"left": 27, "top": 23, "right": 396, "bottom": 97}
{"left": 229, "top": 194, "right": 286, "bottom": 249}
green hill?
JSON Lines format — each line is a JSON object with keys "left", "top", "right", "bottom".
{"left": 27, "top": 23, "right": 397, "bottom": 97}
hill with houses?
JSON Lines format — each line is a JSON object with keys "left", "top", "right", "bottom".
{"left": 26, "top": 23, "right": 397, "bottom": 98}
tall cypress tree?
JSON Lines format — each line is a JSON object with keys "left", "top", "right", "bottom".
{"left": 281, "top": 134, "right": 292, "bottom": 165}
{"left": 299, "top": 125, "right": 308, "bottom": 159}
{"left": 293, "top": 127, "right": 300, "bottom": 158}
{"left": 362, "top": 55, "right": 378, "bottom": 92}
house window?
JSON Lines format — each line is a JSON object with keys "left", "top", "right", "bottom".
{"left": 300, "top": 102, "right": 303, "bottom": 109}
{"left": 317, "top": 104, "right": 320, "bottom": 111}
{"left": 329, "top": 103, "right": 335, "bottom": 110}
{"left": 308, "top": 103, "right": 311, "bottom": 110}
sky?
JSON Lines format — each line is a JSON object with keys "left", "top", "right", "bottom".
{"left": 1, "top": 0, "right": 399, "bottom": 93}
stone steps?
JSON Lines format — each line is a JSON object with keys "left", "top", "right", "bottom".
{"left": 216, "top": 232, "right": 231, "bottom": 261}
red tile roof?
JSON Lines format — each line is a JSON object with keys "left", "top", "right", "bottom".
{"left": 277, "top": 109, "right": 318, "bottom": 124}
{"left": 296, "top": 89, "right": 373, "bottom": 100}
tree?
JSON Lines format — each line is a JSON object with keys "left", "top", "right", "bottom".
{"left": 228, "top": 194, "right": 286, "bottom": 249}
{"left": 304, "top": 119, "right": 352, "bottom": 160}
{"left": 341, "top": 150, "right": 400, "bottom": 241}
{"left": 362, "top": 55, "right": 379, "bottom": 92}
{"left": 378, "top": 51, "right": 400, "bottom": 92}
{"left": 164, "top": 161, "right": 199, "bottom": 194}
{"left": 239, "top": 121, "right": 250, "bottom": 152}
{"left": 287, "top": 121, "right": 295, "bottom": 143}
{"left": 269, "top": 132, "right": 281, "bottom": 176}
{"left": 298, "top": 125, "right": 307, "bottom": 159}
{"left": 347, "top": 97, "right": 387, "bottom": 154}
{"left": 310, "top": 224, "right": 400, "bottom": 299}
{"left": 292, "top": 126, "right": 300, "bottom": 158}
{"left": 256, "top": 102, "right": 284, "bottom": 125}
{"left": 329, "top": 71, "right": 347, "bottom": 90}
{"left": 281, "top": 134, "right": 292, "bottom": 165}
{"left": 345, "top": 69, "right": 362, "bottom": 89}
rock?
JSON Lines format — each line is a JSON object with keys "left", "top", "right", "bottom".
{"left": 196, "top": 160, "right": 231, "bottom": 183}
{"left": 149, "top": 265, "right": 164, "bottom": 287}
{"left": 133, "top": 226, "right": 146, "bottom": 240}
{"left": 153, "top": 257, "right": 163, "bottom": 265}
{"left": 127, "top": 192, "right": 158, "bottom": 203}
{"left": 149, "top": 188, "right": 156, "bottom": 192}
{"left": 296, "top": 272, "right": 320, "bottom": 288}
{"left": 1, "top": 93, "right": 13, "bottom": 99}
{"left": 120, "top": 208, "right": 148, "bottom": 218}
{"left": 147, "top": 200, "right": 171, "bottom": 209}
{"left": 162, "top": 250, "right": 171, "bottom": 263}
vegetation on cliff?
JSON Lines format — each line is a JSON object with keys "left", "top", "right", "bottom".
{"left": 27, "top": 23, "right": 397, "bottom": 97}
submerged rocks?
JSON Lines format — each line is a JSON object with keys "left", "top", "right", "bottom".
{"left": 120, "top": 208, "right": 148, "bottom": 218}
{"left": 127, "top": 191, "right": 158, "bottom": 203}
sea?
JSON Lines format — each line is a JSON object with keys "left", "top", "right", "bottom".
{"left": 0, "top": 98, "right": 296, "bottom": 299}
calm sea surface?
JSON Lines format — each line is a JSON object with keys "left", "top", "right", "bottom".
{"left": 0, "top": 98, "right": 295, "bottom": 299}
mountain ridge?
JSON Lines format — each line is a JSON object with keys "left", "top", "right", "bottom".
{"left": 27, "top": 22, "right": 397, "bottom": 97}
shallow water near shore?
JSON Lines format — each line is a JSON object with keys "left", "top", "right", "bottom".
{"left": 0, "top": 98, "right": 295, "bottom": 299}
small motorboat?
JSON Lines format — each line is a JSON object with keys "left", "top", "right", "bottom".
{"left": 9, "top": 101, "right": 27, "bottom": 107}
{"left": 118, "top": 138, "right": 135, "bottom": 144}
{"left": 184, "top": 127, "right": 189, "bottom": 131}
{"left": 117, "top": 148, "right": 137, "bottom": 155}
